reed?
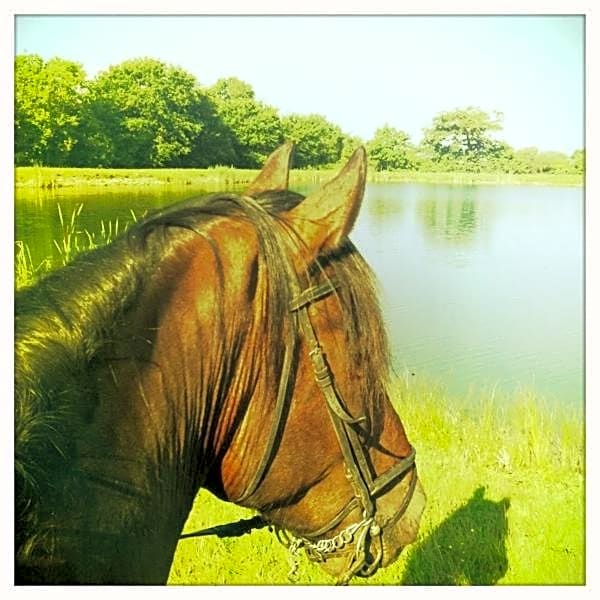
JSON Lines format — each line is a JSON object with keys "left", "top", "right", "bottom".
{"left": 15, "top": 204, "right": 137, "bottom": 289}
{"left": 14, "top": 240, "right": 51, "bottom": 288}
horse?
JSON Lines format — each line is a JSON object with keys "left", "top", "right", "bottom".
{"left": 15, "top": 143, "right": 426, "bottom": 584}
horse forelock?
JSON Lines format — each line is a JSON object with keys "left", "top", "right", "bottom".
{"left": 311, "top": 241, "right": 391, "bottom": 432}
{"left": 256, "top": 189, "right": 391, "bottom": 432}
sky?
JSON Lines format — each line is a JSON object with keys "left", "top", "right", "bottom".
{"left": 14, "top": 14, "right": 585, "bottom": 153}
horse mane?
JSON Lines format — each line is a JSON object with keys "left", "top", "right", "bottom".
{"left": 15, "top": 190, "right": 391, "bottom": 555}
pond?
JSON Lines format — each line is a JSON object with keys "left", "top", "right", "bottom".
{"left": 15, "top": 181, "right": 584, "bottom": 409}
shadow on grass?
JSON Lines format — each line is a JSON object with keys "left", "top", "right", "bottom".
{"left": 402, "top": 486, "right": 510, "bottom": 585}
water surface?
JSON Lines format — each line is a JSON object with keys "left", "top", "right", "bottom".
{"left": 15, "top": 181, "right": 584, "bottom": 408}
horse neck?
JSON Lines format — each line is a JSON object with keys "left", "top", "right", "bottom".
{"left": 70, "top": 225, "right": 264, "bottom": 505}
{"left": 16, "top": 235, "right": 204, "bottom": 583}
{"left": 16, "top": 219, "right": 288, "bottom": 582}
{"left": 16, "top": 236, "right": 145, "bottom": 387}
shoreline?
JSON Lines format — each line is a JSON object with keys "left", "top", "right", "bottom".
{"left": 15, "top": 166, "right": 583, "bottom": 190}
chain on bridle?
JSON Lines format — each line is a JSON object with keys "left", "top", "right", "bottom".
{"left": 235, "top": 276, "right": 417, "bottom": 585}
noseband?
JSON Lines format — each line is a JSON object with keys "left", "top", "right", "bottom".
{"left": 237, "top": 277, "right": 417, "bottom": 584}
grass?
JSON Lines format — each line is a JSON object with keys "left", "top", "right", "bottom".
{"left": 14, "top": 165, "right": 583, "bottom": 192}
{"left": 14, "top": 165, "right": 258, "bottom": 191}
{"left": 368, "top": 169, "right": 583, "bottom": 186}
{"left": 15, "top": 207, "right": 584, "bottom": 586}
{"left": 14, "top": 240, "right": 52, "bottom": 289}
{"left": 14, "top": 204, "right": 141, "bottom": 289}
{"left": 168, "top": 376, "right": 584, "bottom": 585}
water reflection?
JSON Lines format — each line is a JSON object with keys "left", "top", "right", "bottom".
{"left": 417, "top": 194, "right": 478, "bottom": 245}
{"left": 365, "top": 192, "right": 405, "bottom": 224}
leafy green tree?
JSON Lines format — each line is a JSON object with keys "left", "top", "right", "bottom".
{"left": 80, "top": 58, "right": 219, "bottom": 167}
{"left": 511, "top": 147, "right": 577, "bottom": 174}
{"left": 340, "top": 134, "right": 365, "bottom": 161}
{"left": 534, "top": 151, "right": 572, "bottom": 174}
{"left": 571, "top": 149, "right": 584, "bottom": 174}
{"left": 210, "top": 77, "right": 254, "bottom": 103}
{"left": 421, "top": 107, "right": 504, "bottom": 171}
{"left": 511, "top": 147, "right": 539, "bottom": 174}
{"left": 367, "top": 125, "right": 416, "bottom": 171}
{"left": 208, "top": 77, "right": 283, "bottom": 167}
{"left": 479, "top": 140, "right": 515, "bottom": 173}
{"left": 180, "top": 113, "right": 238, "bottom": 168}
{"left": 281, "top": 114, "right": 344, "bottom": 167}
{"left": 15, "top": 55, "right": 88, "bottom": 165}
{"left": 68, "top": 88, "right": 116, "bottom": 167}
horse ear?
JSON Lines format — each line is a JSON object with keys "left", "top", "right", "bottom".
{"left": 245, "top": 141, "right": 294, "bottom": 196}
{"left": 286, "top": 147, "right": 367, "bottom": 258}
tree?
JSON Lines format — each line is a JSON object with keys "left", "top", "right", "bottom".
{"left": 534, "top": 151, "right": 572, "bottom": 174}
{"left": 15, "top": 55, "right": 88, "bottom": 165}
{"left": 208, "top": 77, "right": 283, "bottom": 168}
{"left": 210, "top": 77, "right": 255, "bottom": 103}
{"left": 79, "top": 58, "right": 217, "bottom": 167}
{"left": 480, "top": 140, "right": 515, "bottom": 173}
{"left": 340, "top": 134, "right": 364, "bottom": 162}
{"left": 421, "top": 107, "right": 504, "bottom": 171}
{"left": 571, "top": 149, "right": 584, "bottom": 174}
{"left": 367, "top": 125, "right": 416, "bottom": 171}
{"left": 511, "top": 147, "right": 576, "bottom": 174}
{"left": 511, "top": 147, "right": 539, "bottom": 174}
{"left": 281, "top": 114, "right": 344, "bottom": 167}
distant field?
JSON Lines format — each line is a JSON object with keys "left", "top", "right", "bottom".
{"left": 15, "top": 166, "right": 583, "bottom": 192}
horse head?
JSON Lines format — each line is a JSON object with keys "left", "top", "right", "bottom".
{"left": 213, "top": 143, "right": 426, "bottom": 582}
{"left": 15, "top": 143, "right": 425, "bottom": 584}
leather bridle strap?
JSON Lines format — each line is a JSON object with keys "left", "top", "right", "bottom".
{"left": 236, "top": 278, "right": 341, "bottom": 503}
{"left": 278, "top": 276, "right": 417, "bottom": 585}
{"left": 294, "top": 295, "right": 376, "bottom": 518}
{"left": 237, "top": 276, "right": 416, "bottom": 540}
{"left": 290, "top": 277, "right": 416, "bottom": 537}
{"left": 289, "top": 278, "right": 341, "bottom": 312}
{"left": 236, "top": 327, "right": 297, "bottom": 503}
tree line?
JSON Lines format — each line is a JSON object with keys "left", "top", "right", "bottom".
{"left": 15, "top": 55, "right": 584, "bottom": 174}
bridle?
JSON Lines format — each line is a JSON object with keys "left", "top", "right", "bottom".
{"left": 236, "top": 276, "right": 418, "bottom": 585}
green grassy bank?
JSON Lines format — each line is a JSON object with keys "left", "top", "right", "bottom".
{"left": 169, "top": 376, "right": 584, "bottom": 585}
{"left": 15, "top": 166, "right": 583, "bottom": 191}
